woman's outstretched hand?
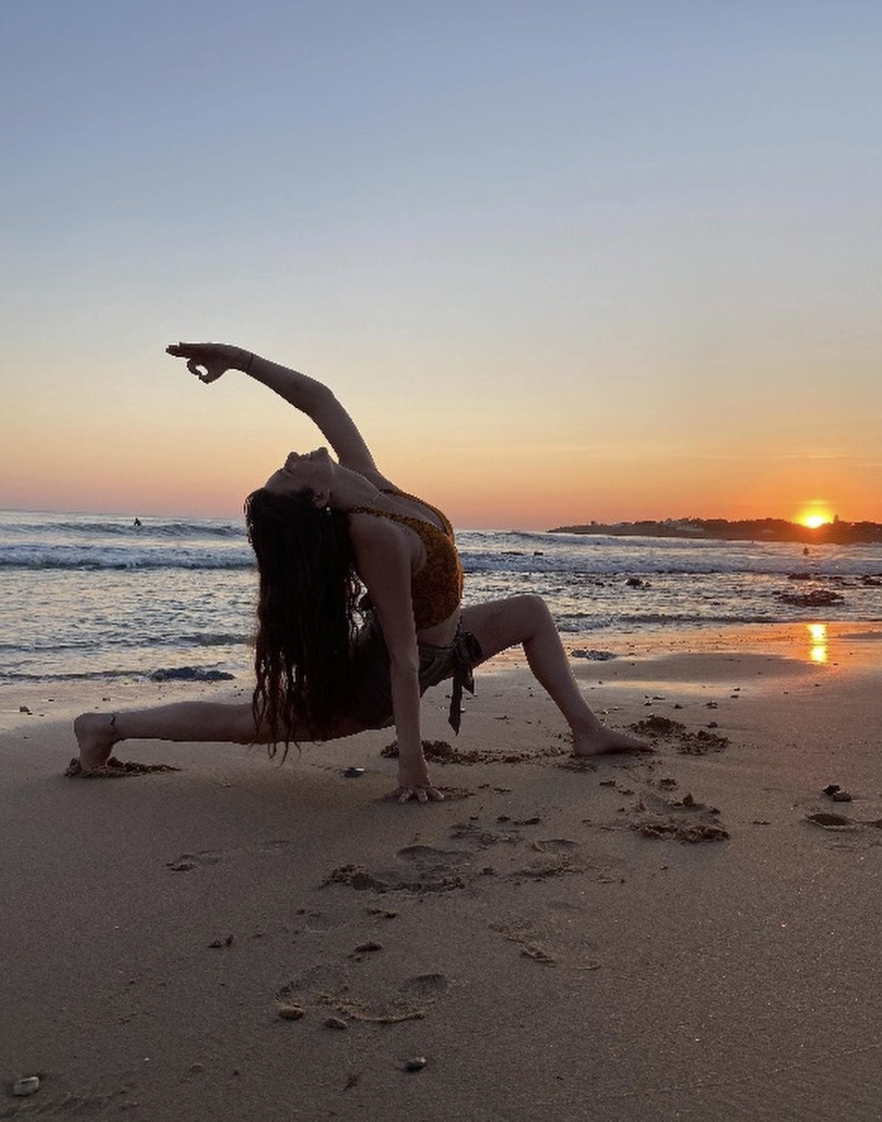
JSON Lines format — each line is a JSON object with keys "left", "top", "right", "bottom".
{"left": 166, "top": 342, "right": 247, "bottom": 384}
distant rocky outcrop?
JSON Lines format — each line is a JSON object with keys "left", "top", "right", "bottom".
{"left": 548, "top": 517, "right": 882, "bottom": 545}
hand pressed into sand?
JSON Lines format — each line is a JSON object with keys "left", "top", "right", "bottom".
{"left": 395, "top": 754, "right": 444, "bottom": 804}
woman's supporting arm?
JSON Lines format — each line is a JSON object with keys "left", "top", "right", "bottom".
{"left": 349, "top": 516, "right": 443, "bottom": 803}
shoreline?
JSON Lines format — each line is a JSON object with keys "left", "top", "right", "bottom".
{"left": 3, "top": 622, "right": 882, "bottom": 1119}
{"left": 4, "top": 620, "right": 882, "bottom": 739}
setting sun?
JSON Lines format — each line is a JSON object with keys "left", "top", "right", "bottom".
{"left": 797, "top": 508, "right": 834, "bottom": 529}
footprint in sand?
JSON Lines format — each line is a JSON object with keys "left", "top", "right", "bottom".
{"left": 322, "top": 844, "right": 475, "bottom": 895}
{"left": 630, "top": 791, "right": 729, "bottom": 843}
{"left": 277, "top": 966, "right": 450, "bottom": 1025}
{"left": 510, "top": 838, "right": 583, "bottom": 881}
{"left": 493, "top": 906, "right": 602, "bottom": 972}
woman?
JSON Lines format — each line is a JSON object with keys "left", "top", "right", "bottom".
{"left": 74, "top": 343, "right": 648, "bottom": 802}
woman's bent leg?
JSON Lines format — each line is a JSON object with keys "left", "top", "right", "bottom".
{"left": 460, "top": 595, "right": 649, "bottom": 757}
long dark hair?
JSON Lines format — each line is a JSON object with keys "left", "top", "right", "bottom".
{"left": 244, "top": 487, "right": 361, "bottom": 755}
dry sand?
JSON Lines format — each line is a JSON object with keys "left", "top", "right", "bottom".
{"left": 2, "top": 623, "right": 881, "bottom": 1121}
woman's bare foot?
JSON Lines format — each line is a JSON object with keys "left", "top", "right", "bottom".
{"left": 74, "top": 713, "right": 120, "bottom": 769}
{"left": 572, "top": 725, "right": 652, "bottom": 758}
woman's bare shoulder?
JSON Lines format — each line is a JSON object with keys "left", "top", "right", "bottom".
{"left": 348, "top": 512, "right": 419, "bottom": 598}
{"left": 349, "top": 509, "right": 420, "bottom": 563}
{"left": 347, "top": 509, "right": 406, "bottom": 545}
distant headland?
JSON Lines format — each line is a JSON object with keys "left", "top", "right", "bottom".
{"left": 548, "top": 516, "right": 882, "bottom": 545}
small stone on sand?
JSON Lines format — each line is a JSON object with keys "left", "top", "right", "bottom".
{"left": 277, "top": 1003, "right": 306, "bottom": 1021}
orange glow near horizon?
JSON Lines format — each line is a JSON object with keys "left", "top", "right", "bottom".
{"left": 2, "top": 413, "right": 880, "bottom": 527}
{"left": 2, "top": 470, "right": 878, "bottom": 530}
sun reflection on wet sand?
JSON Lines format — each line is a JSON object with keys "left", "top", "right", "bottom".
{"left": 807, "top": 622, "right": 828, "bottom": 664}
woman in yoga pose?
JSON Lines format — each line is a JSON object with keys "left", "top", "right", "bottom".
{"left": 74, "top": 343, "right": 647, "bottom": 801}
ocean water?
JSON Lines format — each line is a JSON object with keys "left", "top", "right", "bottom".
{"left": 1, "top": 509, "right": 881, "bottom": 685}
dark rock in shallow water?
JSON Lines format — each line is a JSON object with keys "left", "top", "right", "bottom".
{"left": 571, "top": 649, "right": 618, "bottom": 661}
{"left": 776, "top": 589, "right": 845, "bottom": 607}
{"left": 150, "top": 666, "right": 235, "bottom": 682}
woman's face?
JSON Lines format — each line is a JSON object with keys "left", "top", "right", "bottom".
{"left": 264, "top": 447, "right": 334, "bottom": 496}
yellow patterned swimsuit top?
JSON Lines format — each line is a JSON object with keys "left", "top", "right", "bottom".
{"left": 352, "top": 488, "right": 463, "bottom": 630}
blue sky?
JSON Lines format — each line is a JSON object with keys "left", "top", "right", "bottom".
{"left": 2, "top": 1, "right": 880, "bottom": 526}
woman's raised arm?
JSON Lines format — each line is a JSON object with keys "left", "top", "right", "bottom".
{"left": 166, "top": 342, "right": 380, "bottom": 476}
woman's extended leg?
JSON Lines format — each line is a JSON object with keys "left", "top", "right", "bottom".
{"left": 460, "top": 595, "right": 649, "bottom": 757}
{"left": 74, "top": 701, "right": 364, "bottom": 769}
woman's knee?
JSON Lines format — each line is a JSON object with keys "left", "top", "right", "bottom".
{"left": 511, "top": 593, "right": 553, "bottom": 627}
{"left": 460, "top": 594, "right": 549, "bottom": 658}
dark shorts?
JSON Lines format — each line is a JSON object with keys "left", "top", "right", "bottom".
{"left": 347, "top": 619, "right": 484, "bottom": 733}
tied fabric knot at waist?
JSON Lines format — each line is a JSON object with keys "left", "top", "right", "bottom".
{"left": 348, "top": 616, "right": 484, "bottom": 732}
{"left": 419, "top": 624, "right": 482, "bottom": 734}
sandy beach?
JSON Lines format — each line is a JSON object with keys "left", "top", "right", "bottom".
{"left": 2, "top": 623, "right": 882, "bottom": 1121}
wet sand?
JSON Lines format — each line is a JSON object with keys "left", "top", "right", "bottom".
{"left": 2, "top": 624, "right": 881, "bottom": 1121}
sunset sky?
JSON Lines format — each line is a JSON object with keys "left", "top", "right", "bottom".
{"left": 1, "top": 1, "right": 880, "bottom": 530}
